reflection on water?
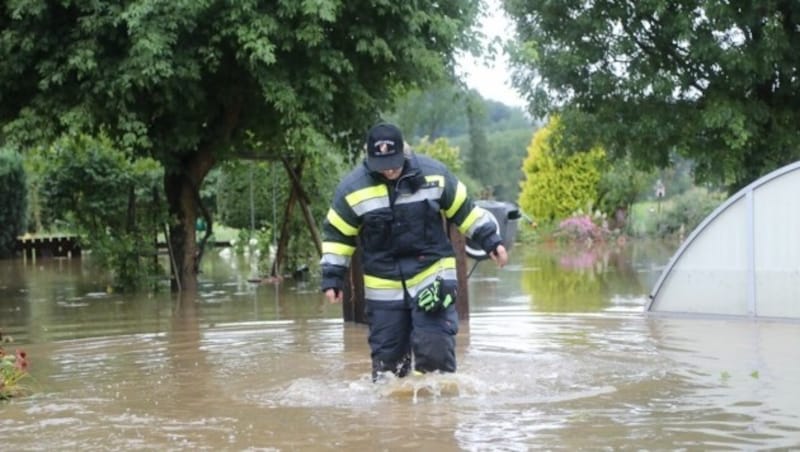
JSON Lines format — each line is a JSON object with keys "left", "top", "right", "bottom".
{"left": 517, "top": 241, "right": 671, "bottom": 313}
{"left": 1, "top": 242, "right": 800, "bottom": 450}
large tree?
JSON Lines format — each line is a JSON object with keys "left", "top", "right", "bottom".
{"left": 0, "top": 0, "right": 480, "bottom": 291}
{"left": 505, "top": 0, "right": 800, "bottom": 191}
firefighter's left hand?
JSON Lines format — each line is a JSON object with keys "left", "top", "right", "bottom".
{"left": 490, "top": 244, "right": 508, "bottom": 268}
{"left": 324, "top": 288, "right": 343, "bottom": 304}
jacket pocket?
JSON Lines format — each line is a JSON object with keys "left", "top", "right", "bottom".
{"left": 361, "top": 209, "right": 393, "bottom": 251}
{"left": 392, "top": 202, "right": 427, "bottom": 255}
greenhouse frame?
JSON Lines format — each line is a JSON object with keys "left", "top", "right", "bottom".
{"left": 648, "top": 161, "right": 800, "bottom": 320}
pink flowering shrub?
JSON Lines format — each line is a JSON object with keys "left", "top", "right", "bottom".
{"left": 0, "top": 343, "right": 30, "bottom": 400}
{"left": 555, "top": 213, "right": 612, "bottom": 246}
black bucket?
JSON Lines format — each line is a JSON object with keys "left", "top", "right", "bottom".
{"left": 465, "top": 200, "right": 521, "bottom": 260}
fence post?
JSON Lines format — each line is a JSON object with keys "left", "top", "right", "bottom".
{"left": 342, "top": 249, "right": 367, "bottom": 324}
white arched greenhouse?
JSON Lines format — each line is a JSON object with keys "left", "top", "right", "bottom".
{"left": 648, "top": 161, "right": 800, "bottom": 320}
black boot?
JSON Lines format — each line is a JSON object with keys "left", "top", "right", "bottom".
{"left": 372, "top": 353, "right": 411, "bottom": 382}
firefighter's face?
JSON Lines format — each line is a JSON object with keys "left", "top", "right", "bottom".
{"left": 380, "top": 167, "right": 402, "bottom": 180}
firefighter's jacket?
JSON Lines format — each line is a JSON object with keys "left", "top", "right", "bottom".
{"left": 320, "top": 152, "right": 502, "bottom": 303}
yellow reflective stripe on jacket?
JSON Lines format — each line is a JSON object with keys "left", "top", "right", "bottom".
{"left": 404, "top": 268, "right": 458, "bottom": 298}
{"left": 406, "top": 257, "right": 456, "bottom": 286}
{"left": 458, "top": 206, "right": 483, "bottom": 234}
{"left": 326, "top": 208, "right": 358, "bottom": 236}
{"left": 365, "top": 269, "right": 458, "bottom": 301}
{"left": 445, "top": 181, "right": 467, "bottom": 218}
{"left": 364, "top": 261, "right": 458, "bottom": 301}
{"left": 363, "top": 274, "right": 404, "bottom": 289}
{"left": 345, "top": 185, "right": 388, "bottom": 207}
{"left": 363, "top": 257, "right": 456, "bottom": 289}
{"left": 322, "top": 241, "right": 356, "bottom": 256}
{"left": 425, "top": 174, "right": 444, "bottom": 187}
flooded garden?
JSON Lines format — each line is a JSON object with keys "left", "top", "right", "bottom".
{"left": 1, "top": 240, "right": 799, "bottom": 450}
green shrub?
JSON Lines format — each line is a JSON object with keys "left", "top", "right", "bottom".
{"left": 413, "top": 136, "right": 483, "bottom": 198}
{"left": 0, "top": 148, "right": 27, "bottom": 257}
{"left": 518, "top": 117, "right": 605, "bottom": 222}
{"left": 40, "top": 134, "right": 166, "bottom": 291}
{"left": 216, "top": 161, "right": 277, "bottom": 230}
{"left": 415, "top": 136, "right": 463, "bottom": 172}
{"left": 655, "top": 187, "right": 725, "bottom": 238}
{"left": 596, "top": 157, "right": 653, "bottom": 229}
{"left": 21, "top": 146, "right": 51, "bottom": 233}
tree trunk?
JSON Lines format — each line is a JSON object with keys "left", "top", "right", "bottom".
{"left": 271, "top": 178, "right": 299, "bottom": 278}
{"left": 164, "top": 148, "right": 216, "bottom": 292}
{"left": 270, "top": 157, "right": 324, "bottom": 277}
{"left": 281, "top": 157, "right": 322, "bottom": 256}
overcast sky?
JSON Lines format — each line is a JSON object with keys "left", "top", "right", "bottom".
{"left": 457, "top": 1, "right": 526, "bottom": 108}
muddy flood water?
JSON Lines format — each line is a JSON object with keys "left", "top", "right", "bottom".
{"left": 1, "top": 242, "right": 799, "bottom": 450}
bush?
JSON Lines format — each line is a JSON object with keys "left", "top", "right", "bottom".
{"left": 0, "top": 345, "right": 30, "bottom": 399}
{"left": 40, "top": 134, "right": 166, "bottom": 291}
{"left": 656, "top": 187, "right": 725, "bottom": 238}
{"left": 518, "top": 117, "right": 605, "bottom": 221}
{"left": 0, "top": 148, "right": 27, "bottom": 257}
{"left": 414, "top": 136, "right": 463, "bottom": 172}
{"left": 554, "top": 212, "right": 612, "bottom": 246}
{"left": 413, "top": 136, "right": 483, "bottom": 199}
{"left": 596, "top": 157, "right": 653, "bottom": 229}
{"left": 21, "top": 146, "right": 51, "bottom": 233}
{"left": 216, "top": 161, "right": 277, "bottom": 230}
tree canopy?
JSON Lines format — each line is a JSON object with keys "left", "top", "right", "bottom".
{"left": 0, "top": 148, "right": 26, "bottom": 257}
{"left": 505, "top": 0, "right": 800, "bottom": 191}
{"left": 1, "top": 1, "right": 480, "bottom": 156}
{"left": 0, "top": 0, "right": 481, "bottom": 289}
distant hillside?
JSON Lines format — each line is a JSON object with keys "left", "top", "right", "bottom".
{"left": 386, "top": 85, "right": 539, "bottom": 202}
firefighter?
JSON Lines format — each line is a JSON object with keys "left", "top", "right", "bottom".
{"left": 320, "top": 123, "right": 508, "bottom": 380}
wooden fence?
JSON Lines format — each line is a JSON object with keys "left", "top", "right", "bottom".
{"left": 14, "top": 236, "right": 82, "bottom": 260}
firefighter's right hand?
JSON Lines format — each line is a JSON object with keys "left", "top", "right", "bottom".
{"left": 491, "top": 244, "right": 509, "bottom": 268}
{"left": 324, "top": 288, "right": 342, "bottom": 304}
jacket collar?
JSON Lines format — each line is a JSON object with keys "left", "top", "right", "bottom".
{"left": 363, "top": 152, "right": 420, "bottom": 181}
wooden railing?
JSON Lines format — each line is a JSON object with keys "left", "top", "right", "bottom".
{"left": 14, "top": 235, "right": 82, "bottom": 260}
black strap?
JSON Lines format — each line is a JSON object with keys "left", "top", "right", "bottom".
{"left": 398, "top": 264, "right": 411, "bottom": 300}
